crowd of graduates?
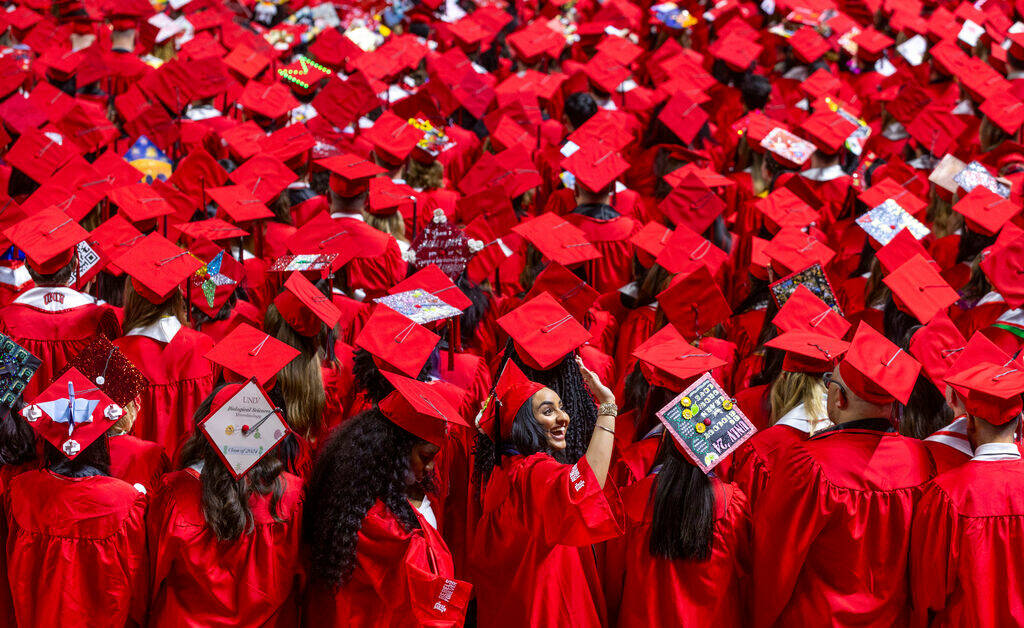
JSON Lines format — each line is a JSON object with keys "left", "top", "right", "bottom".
{"left": 0, "top": 0, "right": 1023, "bottom": 625}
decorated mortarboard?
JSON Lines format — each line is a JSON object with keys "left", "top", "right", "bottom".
{"left": 927, "top": 154, "right": 967, "bottom": 195}
{"left": 658, "top": 265, "right": 732, "bottom": 339}
{"left": 650, "top": 2, "right": 698, "bottom": 29}
{"left": 525, "top": 262, "right": 600, "bottom": 323}
{"left": 274, "top": 272, "right": 341, "bottom": 337}
{"left": 497, "top": 292, "right": 592, "bottom": 371}
{"left": 883, "top": 255, "right": 959, "bottom": 324}
{"left": 632, "top": 325, "right": 727, "bottom": 391}
{"left": 945, "top": 362, "right": 1024, "bottom": 425}
{"left": 408, "top": 117, "right": 455, "bottom": 161}
{"left": 838, "top": 322, "right": 921, "bottom": 405}
{"left": 855, "top": 200, "right": 929, "bottom": 247}
{"left": 21, "top": 368, "right": 123, "bottom": 459}
{"left": 199, "top": 380, "right": 291, "bottom": 478}
{"left": 355, "top": 306, "right": 440, "bottom": 378}
{"left": 0, "top": 334, "right": 41, "bottom": 409}
{"left": 379, "top": 372, "right": 468, "bottom": 447}
{"left": 58, "top": 335, "right": 148, "bottom": 407}
{"left": 268, "top": 254, "right": 340, "bottom": 278}
{"left": 124, "top": 135, "right": 172, "bottom": 184}
{"left": 655, "top": 372, "right": 755, "bottom": 472}
{"left": 204, "top": 323, "right": 301, "bottom": 385}
{"left": 277, "top": 55, "right": 331, "bottom": 93}
{"left": 512, "top": 213, "right": 601, "bottom": 268}
{"left": 760, "top": 127, "right": 816, "bottom": 169}
{"left": 3, "top": 206, "right": 89, "bottom": 275}
{"left": 770, "top": 263, "right": 843, "bottom": 315}
{"left": 373, "top": 289, "right": 462, "bottom": 325}
{"left": 114, "top": 232, "right": 204, "bottom": 303}
{"left": 409, "top": 211, "right": 471, "bottom": 280}
{"left": 388, "top": 265, "right": 472, "bottom": 311}
{"left": 954, "top": 161, "right": 1011, "bottom": 199}
{"left": 208, "top": 185, "right": 274, "bottom": 223}
{"left": 189, "top": 241, "right": 240, "bottom": 317}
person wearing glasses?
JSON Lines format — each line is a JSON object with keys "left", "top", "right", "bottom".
{"left": 747, "top": 324, "right": 937, "bottom": 627}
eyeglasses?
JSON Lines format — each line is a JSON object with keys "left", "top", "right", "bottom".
{"left": 822, "top": 372, "right": 846, "bottom": 395}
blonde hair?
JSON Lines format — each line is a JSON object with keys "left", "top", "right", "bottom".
{"left": 362, "top": 210, "right": 408, "bottom": 243}
{"left": 404, "top": 159, "right": 444, "bottom": 190}
{"left": 769, "top": 370, "right": 827, "bottom": 430}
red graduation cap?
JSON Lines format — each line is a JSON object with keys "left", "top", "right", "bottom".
{"left": 311, "top": 72, "right": 379, "bottom": 128}
{"left": 362, "top": 111, "right": 422, "bottom": 167}
{"left": 875, "top": 227, "right": 933, "bottom": 274}
{"left": 109, "top": 183, "right": 175, "bottom": 223}
{"left": 853, "top": 28, "right": 894, "bottom": 61}
{"left": 208, "top": 185, "right": 273, "bottom": 223}
{"left": 228, "top": 154, "right": 296, "bottom": 203}
{"left": 3, "top": 206, "right": 88, "bottom": 274}
{"left": 767, "top": 228, "right": 836, "bottom": 275}
{"left": 756, "top": 187, "right": 819, "bottom": 232}
{"left": 204, "top": 323, "right": 300, "bottom": 386}
{"left": 367, "top": 177, "right": 416, "bottom": 216}
{"left": 379, "top": 372, "right": 468, "bottom": 447}
{"left": 511, "top": 212, "right": 602, "bottom": 268}
{"left": 6, "top": 129, "right": 77, "bottom": 183}
{"left": 525, "top": 262, "right": 600, "bottom": 322}
{"left": 659, "top": 173, "right": 727, "bottom": 234}
{"left": 560, "top": 143, "right": 629, "bottom": 194}
{"left": 317, "top": 153, "right": 386, "bottom": 198}
{"left": 239, "top": 81, "right": 299, "bottom": 120}
{"left": 273, "top": 272, "right": 341, "bottom": 337}
{"left": 223, "top": 44, "right": 271, "bottom": 79}
{"left": 789, "top": 27, "right": 831, "bottom": 63}
{"left": 355, "top": 306, "right": 441, "bottom": 378}
{"left": 388, "top": 265, "right": 473, "bottom": 311}
{"left": 709, "top": 32, "right": 762, "bottom": 71}
{"left": 114, "top": 232, "right": 203, "bottom": 303}
{"left": 979, "top": 89, "right": 1024, "bottom": 136}
{"left": 773, "top": 284, "right": 850, "bottom": 338}
{"left": 908, "top": 312, "right": 967, "bottom": 392}
{"left": 655, "top": 226, "right": 728, "bottom": 277}
{"left": 838, "top": 322, "right": 921, "bottom": 405}
{"left": 658, "top": 265, "right": 732, "bottom": 339}
{"left": 174, "top": 218, "right": 248, "bottom": 243}
{"left": 859, "top": 178, "right": 927, "bottom": 217}
{"left": 800, "top": 109, "right": 857, "bottom": 154}
{"left": 480, "top": 360, "right": 545, "bottom": 440}
{"left": 953, "top": 186, "right": 1019, "bottom": 236}
{"left": 20, "top": 368, "right": 123, "bottom": 460}
{"left": 630, "top": 221, "right": 673, "bottom": 266}
{"left": 945, "top": 362, "right": 1024, "bottom": 425}
{"left": 883, "top": 254, "right": 959, "bottom": 324}
{"left": 980, "top": 233, "right": 1024, "bottom": 308}
{"left": 632, "top": 325, "right": 727, "bottom": 391}
{"left": 766, "top": 330, "right": 850, "bottom": 373}
{"left": 87, "top": 214, "right": 143, "bottom": 276}
{"left": 497, "top": 292, "right": 592, "bottom": 370}
{"left": 198, "top": 380, "right": 291, "bottom": 479}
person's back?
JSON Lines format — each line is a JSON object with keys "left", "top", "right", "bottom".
{"left": 753, "top": 424, "right": 934, "bottom": 626}
{"left": 5, "top": 469, "right": 148, "bottom": 627}
{"left": 148, "top": 468, "right": 305, "bottom": 627}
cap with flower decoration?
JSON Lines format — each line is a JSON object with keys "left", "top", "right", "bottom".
{"left": 199, "top": 380, "right": 291, "bottom": 478}
{"left": 20, "top": 368, "right": 124, "bottom": 459}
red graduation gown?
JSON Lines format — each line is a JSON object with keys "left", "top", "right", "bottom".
{"left": 910, "top": 458, "right": 1024, "bottom": 627}
{"left": 472, "top": 454, "right": 625, "bottom": 628}
{"left": 565, "top": 212, "right": 640, "bottom": 294}
{"left": 108, "top": 433, "right": 170, "bottom": 491}
{"left": 603, "top": 475, "right": 752, "bottom": 627}
{"left": 303, "top": 500, "right": 472, "bottom": 627}
{"left": 148, "top": 469, "right": 306, "bottom": 627}
{"left": 4, "top": 470, "right": 148, "bottom": 627}
{"left": 114, "top": 327, "right": 216, "bottom": 457}
{"left": 0, "top": 288, "right": 119, "bottom": 399}
{"left": 728, "top": 423, "right": 805, "bottom": 507}
{"left": 750, "top": 424, "right": 935, "bottom": 627}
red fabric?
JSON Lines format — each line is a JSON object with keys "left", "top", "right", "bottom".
{"left": 114, "top": 328, "right": 216, "bottom": 458}
{"left": 603, "top": 476, "right": 752, "bottom": 627}
{"left": 148, "top": 469, "right": 306, "bottom": 627}
{"left": 733, "top": 384, "right": 771, "bottom": 432}
{"left": 923, "top": 438, "right": 972, "bottom": 475}
{"left": 303, "top": 499, "right": 472, "bottom": 626}
{"left": 472, "top": 454, "right": 624, "bottom": 627}
{"left": 4, "top": 470, "right": 148, "bottom": 627}
{"left": 108, "top": 433, "right": 170, "bottom": 491}
{"left": 565, "top": 212, "right": 641, "bottom": 293}
{"left": 614, "top": 305, "right": 657, "bottom": 380}
{"left": 750, "top": 427, "right": 935, "bottom": 626}
{"left": 0, "top": 300, "right": 119, "bottom": 399}
{"left": 910, "top": 459, "right": 1024, "bottom": 627}
{"left": 609, "top": 434, "right": 661, "bottom": 488}
{"left": 727, "top": 423, "right": 805, "bottom": 507}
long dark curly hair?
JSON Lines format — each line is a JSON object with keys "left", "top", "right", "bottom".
{"left": 304, "top": 408, "right": 432, "bottom": 588}
{"left": 178, "top": 385, "right": 287, "bottom": 541}
{"left": 499, "top": 341, "right": 597, "bottom": 462}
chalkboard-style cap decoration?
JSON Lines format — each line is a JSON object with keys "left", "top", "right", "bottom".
{"left": 655, "top": 372, "right": 755, "bottom": 473}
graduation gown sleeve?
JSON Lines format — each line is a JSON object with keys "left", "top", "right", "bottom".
{"left": 909, "top": 482, "right": 959, "bottom": 626}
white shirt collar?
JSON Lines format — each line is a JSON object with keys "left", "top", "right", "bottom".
{"left": 972, "top": 442, "right": 1021, "bottom": 461}
{"left": 801, "top": 164, "right": 846, "bottom": 182}
{"left": 1008, "top": 70, "right": 1024, "bottom": 80}
{"left": 329, "top": 211, "right": 365, "bottom": 222}
{"left": 125, "top": 315, "right": 182, "bottom": 343}
{"left": 775, "top": 400, "right": 832, "bottom": 434}
{"left": 414, "top": 493, "right": 438, "bottom": 530}
{"left": 13, "top": 287, "right": 98, "bottom": 311}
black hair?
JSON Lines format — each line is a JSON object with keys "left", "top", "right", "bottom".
{"left": 473, "top": 390, "right": 568, "bottom": 484}
{"left": 26, "top": 256, "right": 77, "bottom": 287}
{"left": 454, "top": 273, "right": 490, "bottom": 345}
{"left": 304, "top": 408, "right": 430, "bottom": 587}
{"left": 0, "top": 404, "right": 36, "bottom": 467}
{"left": 564, "top": 92, "right": 598, "bottom": 129}
{"left": 352, "top": 347, "right": 436, "bottom": 404}
{"left": 955, "top": 226, "right": 997, "bottom": 265}
{"left": 900, "top": 373, "right": 954, "bottom": 439}
{"left": 502, "top": 341, "right": 597, "bottom": 461}
{"left": 648, "top": 436, "right": 715, "bottom": 561}
{"left": 44, "top": 435, "right": 110, "bottom": 478}
{"left": 739, "top": 73, "right": 772, "bottom": 111}
{"left": 178, "top": 385, "right": 287, "bottom": 541}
